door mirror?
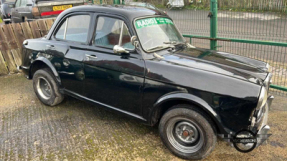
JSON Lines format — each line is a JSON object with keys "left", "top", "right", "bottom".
{"left": 113, "top": 45, "right": 129, "bottom": 54}
{"left": 131, "top": 35, "right": 139, "bottom": 48}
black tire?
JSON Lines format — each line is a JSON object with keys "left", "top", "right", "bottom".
{"left": 159, "top": 105, "right": 217, "bottom": 160}
{"left": 33, "top": 68, "right": 64, "bottom": 106}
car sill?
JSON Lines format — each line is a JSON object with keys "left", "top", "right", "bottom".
{"left": 63, "top": 89, "right": 147, "bottom": 122}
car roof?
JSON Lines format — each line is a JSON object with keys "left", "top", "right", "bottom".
{"left": 62, "top": 4, "right": 167, "bottom": 21}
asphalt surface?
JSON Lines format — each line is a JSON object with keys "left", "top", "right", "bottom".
{"left": 0, "top": 73, "right": 286, "bottom": 160}
{"left": 168, "top": 10, "right": 287, "bottom": 42}
{"left": 168, "top": 10, "right": 287, "bottom": 70}
{"left": 168, "top": 10, "right": 287, "bottom": 90}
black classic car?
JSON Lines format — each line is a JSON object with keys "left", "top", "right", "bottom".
{"left": 11, "top": 0, "right": 84, "bottom": 23}
{"left": 0, "top": 0, "right": 15, "bottom": 24}
{"left": 20, "top": 5, "right": 274, "bottom": 160}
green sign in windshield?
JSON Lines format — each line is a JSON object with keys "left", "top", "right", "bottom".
{"left": 135, "top": 17, "right": 174, "bottom": 29}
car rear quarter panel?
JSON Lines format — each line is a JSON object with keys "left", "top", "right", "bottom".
{"left": 21, "top": 39, "right": 67, "bottom": 78}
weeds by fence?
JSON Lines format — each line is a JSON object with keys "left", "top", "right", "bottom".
{"left": 0, "top": 18, "right": 55, "bottom": 75}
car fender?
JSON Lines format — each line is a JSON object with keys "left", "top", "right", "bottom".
{"left": 151, "top": 92, "right": 227, "bottom": 134}
{"left": 30, "top": 57, "right": 61, "bottom": 85}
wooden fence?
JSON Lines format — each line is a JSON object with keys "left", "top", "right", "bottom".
{"left": 0, "top": 18, "right": 55, "bottom": 76}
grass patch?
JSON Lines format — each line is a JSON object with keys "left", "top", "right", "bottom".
{"left": 0, "top": 18, "right": 2, "bottom": 23}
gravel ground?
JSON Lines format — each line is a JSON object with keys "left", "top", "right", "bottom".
{"left": 0, "top": 73, "right": 286, "bottom": 161}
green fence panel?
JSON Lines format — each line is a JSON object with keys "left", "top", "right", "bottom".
{"left": 127, "top": 0, "right": 287, "bottom": 96}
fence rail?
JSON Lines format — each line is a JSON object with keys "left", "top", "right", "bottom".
{"left": 166, "top": 0, "right": 287, "bottom": 96}
{"left": 0, "top": 18, "right": 55, "bottom": 76}
{"left": 1, "top": 3, "right": 286, "bottom": 95}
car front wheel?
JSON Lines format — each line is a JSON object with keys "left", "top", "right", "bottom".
{"left": 159, "top": 105, "right": 217, "bottom": 160}
{"left": 33, "top": 68, "right": 64, "bottom": 106}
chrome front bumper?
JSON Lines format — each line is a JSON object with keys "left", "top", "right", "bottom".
{"left": 256, "top": 95, "right": 274, "bottom": 146}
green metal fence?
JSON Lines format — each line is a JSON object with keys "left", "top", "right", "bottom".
{"left": 168, "top": 0, "right": 287, "bottom": 96}
{"left": 91, "top": 0, "right": 287, "bottom": 95}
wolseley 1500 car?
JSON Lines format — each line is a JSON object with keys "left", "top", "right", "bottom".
{"left": 20, "top": 5, "right": 274, "bottom": 160}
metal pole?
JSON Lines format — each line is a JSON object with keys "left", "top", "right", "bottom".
{"left": 210, "top": 0, "right": 218, "bottom": 50}
{"left": 114, "top": 0, "right": 120, "bottom": 4}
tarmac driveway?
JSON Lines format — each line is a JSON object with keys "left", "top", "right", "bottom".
{"left": 0, "top": 74, "right": 286, "bottom": 160}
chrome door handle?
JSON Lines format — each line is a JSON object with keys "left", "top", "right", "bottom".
{"left": 86, "top": 54, "right": 97, "bottom": 60}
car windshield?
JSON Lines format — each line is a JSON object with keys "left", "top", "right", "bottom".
{"left": 135, "top": 17, "right": 185, "bottom": 52}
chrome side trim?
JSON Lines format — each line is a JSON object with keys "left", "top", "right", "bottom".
{"left": 63, "top": 89, "right": 147, "bottom": 121}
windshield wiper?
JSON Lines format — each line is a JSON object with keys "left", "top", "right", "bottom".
{"left": 163, "top": 41, "right": 186, "bottom": 45}
{"left": 164, "top": 41, "right": 187, "bottom": 51}
{"left": 146, "top": 45, "right": 170, "bottom": 52}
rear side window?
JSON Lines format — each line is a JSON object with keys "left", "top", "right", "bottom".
{"left": 55, "top": 15, "right": 91, "bottom": 43}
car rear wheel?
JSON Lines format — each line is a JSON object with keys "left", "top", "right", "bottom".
{"left": 33, "top": 68, "right": 64, "bottom": 106}
{"left": 159, "top": 105, "right": 217, "bottom": 160}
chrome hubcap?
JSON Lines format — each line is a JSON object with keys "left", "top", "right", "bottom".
{"left": 166, "top": 118, "right": 204, "bottom": 153}
{"left": 37, "top": 77, "right": 52, "bottom": 100}
{"left": 175, "top": 122, "right": 199, "bottom": 144}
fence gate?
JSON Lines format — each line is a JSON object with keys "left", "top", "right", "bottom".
{"left": 167, "top": 0, "right": 287, "bottom": 96}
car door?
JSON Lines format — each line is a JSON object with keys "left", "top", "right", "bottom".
{"left": 48, "top": 13, "right": 93, "bottom": 96}
{"left": 22, "top": 0, "right": 33, "bottom": 20}
{"left": 83, "top": 15, "right": 145, "bottom": 116}
{"left": 11, "top": 0, "right": 21, "bottom": 22}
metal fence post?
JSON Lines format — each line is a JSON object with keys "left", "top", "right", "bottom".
{"left": 210, "top": 0, "right": 218, "bottom": 50}
{"left": 114, "top": 0, "right": 120, "bottom": 4}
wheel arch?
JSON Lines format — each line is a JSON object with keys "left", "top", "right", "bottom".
{"left": 150, "top": 92, "right": 227, "bottom": 134}
{"left": 29, "top": 57, "right": 61, "bottom": 85}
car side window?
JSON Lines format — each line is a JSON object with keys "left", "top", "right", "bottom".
{"left": 15, "top": 0, "right": 21, "bottom": 7}
{"left": 54, "top": 15, "right": 91, "bottom": 43}
{"left": 94, "top": 16, "right": 134, "bottom": 50}
{"left": 20, "top": 0, "right": 27, "bottom": 7}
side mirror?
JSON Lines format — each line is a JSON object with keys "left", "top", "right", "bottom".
{"left": 131, "top": 35, "right": 139, "bottom": 48}
{"left": 113, "top": 45, "right": 129, "bottom": 54}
